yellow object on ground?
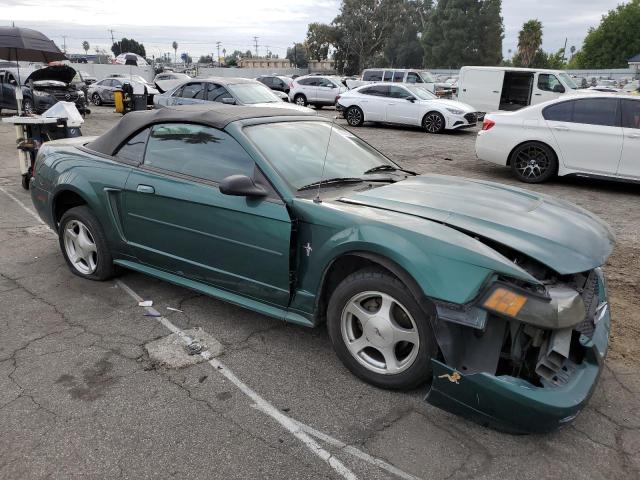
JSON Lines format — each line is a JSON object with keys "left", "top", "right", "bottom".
{"left": 114, "top": 90, "right": 124, "bottom": 114}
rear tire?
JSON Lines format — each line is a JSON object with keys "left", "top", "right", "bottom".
{"left": 58, "top": 206, "right": 117, "bottom": 281}
{"left": 345, "top": 106, "right": 364, "bottom": 127}
{"left": 294, "top": 94, "right": 307, "bottom": 107}
{"left": 510, "top": 142, "right": 558, "bottom": 183}
{"left": 327, "top": 268, "right": 437, "bottom": 390}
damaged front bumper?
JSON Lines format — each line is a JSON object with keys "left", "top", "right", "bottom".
{"left": 425, "top": 269, "right": 610, "bottom": 434}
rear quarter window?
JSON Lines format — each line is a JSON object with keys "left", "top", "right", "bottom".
{"left": 115, "top": 128, "right": 150, "bottom": 163}
{"left": 543, "top": 101, "right": 573, "bottom": 122}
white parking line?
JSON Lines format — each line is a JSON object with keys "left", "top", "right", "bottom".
{"left": 1, "top": 190, "right": 422, "bottom": 480}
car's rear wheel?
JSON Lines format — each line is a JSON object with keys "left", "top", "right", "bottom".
{"left": 294, "top": 94, "right": 307, "bottom": 106}
{"left": 92, "top": 93, "right": 102, "bottom": 106}
{"left": 22, "top": 98, "right": 35, "bottom": 114}
{"left": 345, "top": 106, "right": 364, "bottom": 127}
{"left": 327, "top": 268, "right": 437, "bottom": 390}
{"left": 510, "top": 142, "right": 558, "bottom": 183}
{"left": 422, "top": 111, "right": 445, "bottom": 133}
{"left": 58, "top": 206, "right": 116, "bottom": 281}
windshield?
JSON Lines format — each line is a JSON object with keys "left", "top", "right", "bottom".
{"left": 227, "top": 83, "right": 280, "bottom": 104}
{"left": 558, "top": 73, "right": 578, "bottom": 90}
{"left": 405, "top": 85, "right": 436, "bottom": 100}
{"left": 419, "top": 71, "right": 436, "bottom": 83}
{"left": 244, "top": 121, "right": 396, "bottom": 191}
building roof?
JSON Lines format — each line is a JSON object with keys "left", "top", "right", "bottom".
{"left": 86, "top": 103, "right": 317, "bottom": 156}
{"left": 629, "top": 53, "right": 640, "bottom": 63}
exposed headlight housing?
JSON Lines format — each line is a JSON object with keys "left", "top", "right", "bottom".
{"left": 446, "top": 107, "right": 464, "bottom": 115}
{"left": 33, "top": 89, "right": 50, "bottom": 97}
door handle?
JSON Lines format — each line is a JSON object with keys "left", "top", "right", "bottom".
{"left": 534, "top": 93, "right": 542, "bottom": 96}
{"left": 136, "top": 184, "right": 155, "bottom": 194}
{"left": 492, "top": 90, "right": 499, "bottom": 93}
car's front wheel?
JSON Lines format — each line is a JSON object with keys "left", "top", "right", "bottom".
{"left": 58, "top": 206, "right": 117, "bottom": 281}
{"left": 422, "top": 111, "right": 445, "bottom": 134}
{"left": 327, "top": 268, "right": 437, "bottom": 390}
{"left": 293, "top": 94, "right": 307, "bottom": 106}
{"left": 22, "top": 98, "right": 35, "bottom": 114}
{"left": 510, "top": 142, "right": 558, "bottom": 183}
{"left": 92, "top": 93, "right": 102, "bottom": 106}
{"left": 345, "top": 106, "right": 364, "bottom": 127}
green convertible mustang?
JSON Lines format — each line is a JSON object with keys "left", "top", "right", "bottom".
{"left": 30, "top": 104, "right": 614, "bottom": 434}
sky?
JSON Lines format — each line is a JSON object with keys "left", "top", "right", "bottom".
{"left": 0, "top": 0, "right": 628, "bottom": 61}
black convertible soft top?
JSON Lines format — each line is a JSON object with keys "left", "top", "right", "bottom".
{"left": 87, "top": 104, "right": 317, "bottom": 156}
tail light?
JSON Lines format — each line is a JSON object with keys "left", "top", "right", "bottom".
{"left": 482, "top": 118, "right": 495, "bottom": 131}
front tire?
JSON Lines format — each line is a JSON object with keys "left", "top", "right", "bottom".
{"left": 345, "top": 106, "right": 364, "bottom": 127}
{"left": 510, "top": 142, "right": 558, "bottom": 183}
{"left": 58, "top": 206, "right": 116, "bottom": 281}
{"left": 92, "top": 93, "right": 102, "bottom": 106}
{"left": 22, "top": 98, "right": 35, "bottom": 114}
{"left": 294, "top": 94, "right": 307, "bottom": 106}
{"left": 327, "top": 268, "right": 437, "bottom": 390}
{"left": 422, "top": 111, "right": 445, "bottom": 134}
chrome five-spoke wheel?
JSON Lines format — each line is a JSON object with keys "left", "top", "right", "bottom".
{"left": 63, "top": 219, "right": 98, "bottom": 275}
{"left": 341, "top": 291, "right": 420, "bottom": 375}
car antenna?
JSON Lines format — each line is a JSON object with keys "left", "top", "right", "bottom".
{"left": 314, "top": 115, "right": 338, "bottom": 204}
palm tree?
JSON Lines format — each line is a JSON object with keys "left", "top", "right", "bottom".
{"left": 517, "top": 20, "right": 543, "bottom": 68}
{"left": 172, "top": 41, "right": 178, "bottom": 64}
{"left": 82, "top": 41, "right": 90, "bottom": 56}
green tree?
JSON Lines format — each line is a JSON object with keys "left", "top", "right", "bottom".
{"left": 306, "top": 23, "right": 336, "bottom": 60}
{"left": 383, "top": 1, "right": 430, "bottom": 68}
{"left": 82, "top": 40, "right": 90, "bottom": 55}
{"left": 516, "top": 19, "right": 543, "bottom": 68}
{"left": 224, "top": 50, "right": 244, "bottom": 67}
{"left": 286, "top": 43, "right": 308, "bottom": 68}
{"left": 172, "top": 41, "right": 178, "bottom": 64}
{"left": 198, "top": 55, "right": 213, "bottom": 64}
{"left": 577, "top": 0, "right": 640, "bottom": 68}
{"left": 422, "top": 0, "right": 503, "bottom": 69}
{"left": 111, "top": 38, "right": 146, "bottom": 57}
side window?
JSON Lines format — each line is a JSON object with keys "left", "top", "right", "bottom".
{"left": 621, "top": 99, "right": 640, "bottom": 129}
{"left": 363, "top": 85, "right": 389, "bottom": 97}
{"left": 7, "top": 73, "right": 17, "bottom": 85}
{"left": 181, "top": 82, "right": 204, "bottom": 99}
{"left": 363, "top": 70, "right": 383, "bottom": 82}
{"left": 115, "top": 128, "right": 150, "bottom": 163}
{"left": 383, "top": 71, "right": 393, "bottom": 82}
{"left": 112, "top": 80, "right": 122, "bottom": 88}
{"left": 543, "top": 101, "right": 573, "bottom": 122}
{"left": 538, "top": 74, "right": 564, "bottom": 93}
{"left": 406, "top": 72, "right": 422, "bottom": 84}
{"left": 206, "top": 83, "right": 231, "bottom": 102}
{"left": 298, "top": 78, "right": 316, "bottom": 86}
{"left": 572, "top": 98, "right": 619, "bottom": 127}
{"left": 318, "top": 78, "right": 334, "bottom": 88}
{"left": 144, "top": 123, "right": 255, "bottom": 183}
{"left": 392, "top": 71, "right": 404, "bottom": 82}
{"left": 388, "top": 86, "right": 411, "bottom": 99}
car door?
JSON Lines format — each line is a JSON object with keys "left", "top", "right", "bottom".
{"left": 316, "top": 77, "right": 338, "bottom": 104}
{"left": 121, "top": 122, "right": 292, "bottom": 307}
{"left": 1, "top": 72, "right": 18, "bottom": 109}
{"left": 106, "top": 79, "right": 120, "bottom": 102}
{"left": 358, "top": 85, "right": 388, "bottom": 122}
{"left": 617, "top": 98, "right": 640, "bottom": 178}
{"left": 533, "top": 73, "right": 564, "bottom": 104}
{"left": 545, "top": 98, "right": 623, "bottom": 175}
{"left": 385, "top": 85, "right": 422, "bottom": 125}
{"left": 174, "top": 82, "right": 205, "bottom": 105}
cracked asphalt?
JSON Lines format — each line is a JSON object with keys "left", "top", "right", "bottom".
{"left": 1, "top": 106, "right": 639, "bottom": 480}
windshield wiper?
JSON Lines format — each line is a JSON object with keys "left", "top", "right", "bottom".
{"left": 363, "top": 165, "right": 417, "bottom": 176}
{"left": 297, "top": 177, "right": 364, "bottom": 191}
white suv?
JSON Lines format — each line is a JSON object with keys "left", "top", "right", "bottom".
{"left": 289, "top": 75, "right": 347, "bottom": 108}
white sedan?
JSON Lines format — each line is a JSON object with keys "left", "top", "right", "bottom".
{"left": 476, "top": 94, "right": 640, "bottom": 183}
{"left": 337, "top": 83, "right": 479, "bottom": 133}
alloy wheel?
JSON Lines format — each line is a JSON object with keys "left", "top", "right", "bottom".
{"left": 92, "top": 93, "right": 102, "bottom": 106}
{"left": 346, "top": 107, "right": 363, "bottom": 126}
{"left": 295, "top": 96, "right": 306, "bottom": 106}
{"left": 423, "top": 113, "right": 443, "bottom": 133}
{"left": 63, "top": 219, "right": 98, "bottom": 275}
{"left": 22, "top": 99, "right": 35, "bottom": 114}
{"left": 340, "top": 291, "right": 420, "bottom": 375}
{"left": 514, "top": 145, "right": 551, "bottom": 180}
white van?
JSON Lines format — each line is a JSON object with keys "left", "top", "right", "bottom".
{"left": 346, "top": 68, "right": 438, "bottom": 92}
{"left": 458, "top": 66, "right": 585, "bottom": 113}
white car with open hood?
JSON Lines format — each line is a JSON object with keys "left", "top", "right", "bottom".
{"left": 337, "top": 82, "right": 479, "bottom": 133}
{"left": 475, "top": 94, "right": 640, "bottom": 183}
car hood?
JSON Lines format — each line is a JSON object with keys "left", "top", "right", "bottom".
{"left": 421, "top": 98, "right": 475, "bottom": 112}
{"left": 25, "top": 65, "right": 77, "bottom": 85}
{"left": 339, "top": 175, "right": 614, "bottom": 275}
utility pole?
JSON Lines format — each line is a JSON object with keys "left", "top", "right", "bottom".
{"left": 264, "top": 45, "right": 270, "bottom": 58}
{"left": 562, "top": 37, "right": 568, "bottom": 64}
{"left": 108, "top": 29, "right": 119, "bottom": 54}
{"left": 216, "top": 41, "right": 221, "bottom": 64}
{"left": 62, "top": 35, "right": 67, "bottom": 53}
{"left": 253, "top": 36, "right": 259, "bottom": 57}
{"left": 293, "top": 42, "right": 297, "bottom": 69}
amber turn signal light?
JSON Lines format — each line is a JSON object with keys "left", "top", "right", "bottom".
{"left": 483, "top": 288, "right": 527, "bottom": 317}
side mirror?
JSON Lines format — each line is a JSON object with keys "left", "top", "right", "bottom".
{"left": 553, "top": 84, "right": 565, "bottom": 93}
{"left": 219, "top": 175, "right": 268, "bottom": 197}
{"left": 406, "top": 96, "right": 416, "bottom": 102}
{"left": 221, "top": 97, "right": 236, "bottom": 105}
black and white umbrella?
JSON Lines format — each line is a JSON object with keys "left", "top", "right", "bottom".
{"left": 0, "top": 26, "right": 67, "bottom": 114}
{"left": 114, "top": 52, "right": 148, "bottom": 66}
